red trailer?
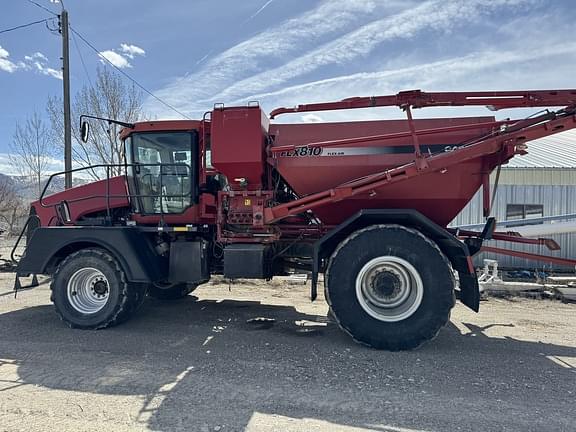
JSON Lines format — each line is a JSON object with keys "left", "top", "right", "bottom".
{"left": 14, "top": 89, "right": 576, "bottom": 350}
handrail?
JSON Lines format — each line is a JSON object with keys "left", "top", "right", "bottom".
{"left": 39, "top": 163, "right": 191, "bottom": 206}
{"left": 39, "top": 162, "right": 193, "bottom": 223}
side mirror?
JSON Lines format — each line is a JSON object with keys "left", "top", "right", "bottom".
{"left": 80, "top": 121, "right": 90, "bottom": 143}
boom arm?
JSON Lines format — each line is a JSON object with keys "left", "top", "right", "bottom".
{"left": 269, "top": 89, "right": 576, "bottom": 118}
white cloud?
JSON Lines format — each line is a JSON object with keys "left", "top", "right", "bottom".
{"left": 99, "top": 50, "right": 132, "bottom": 68}
{"left": 24, "top": 52, "right": 48, "bottom": 62}
{"left": 0, "top": 153, "right": 64, "bottom": 176}
{"left": 301, "top": 114, "right": 324, "bottom": 123}
{"left": 242, "top": 0, "right": 276, "bottom": 25}
{"left": 26, "top": 52, "right": 62, "bottom": 79}
{"left": 0, "top": 45, "right": 19, "bottom": 73}
{"left": 210, "top": 0, "right": 539, "bottom": 103}
{"left": 99, "top": 43, "right": 145, "bottom": 68}
{"left": 252, "top": 40, "right": 576, "bottom": 125}
{"left": 144, "top": 0, "right": 380, "bottom": 116}
{"left": 0, "top": 48, "right": 62, "bottom": 79}
{"left": 144, "top": 0, "right": 575, "bottom": 123}
{"left": 120, "top": 43, "right": 145, "bottom": 59}
{"left": 239, "top": 42, "right": 576, "bottom": 108}
{"left": 34, "top": 63, "right": 62, "bottom": 80}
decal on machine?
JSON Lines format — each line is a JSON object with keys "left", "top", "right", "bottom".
{"left": 277, "top": 144, "right": 464, "bottom": 157}
{"left": 279, "top": 147, "right": 324, "bottom": 157}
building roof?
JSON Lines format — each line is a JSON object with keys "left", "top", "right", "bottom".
{"left": 507, "top": 129, "right": 576, "bottom": 168}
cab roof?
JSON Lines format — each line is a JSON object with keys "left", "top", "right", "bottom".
{"left": 120, "top": 120, "right": 202, "bottom": 140}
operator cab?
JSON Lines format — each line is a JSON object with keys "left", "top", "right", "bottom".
{"left": 80, "top": 116, "right": 202, "bottom": 217}
{"left": 124, "top": 130, "right": 199, "bottom": 214}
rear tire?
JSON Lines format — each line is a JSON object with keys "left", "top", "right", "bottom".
{"left": 51, "top": 248, "right": 145, "bottom": 329}
{"left": 147, "top": 283, "right": 197, "bottom": 300}
{"left": 325, "top": 224, "right": 455, "bottom": 351}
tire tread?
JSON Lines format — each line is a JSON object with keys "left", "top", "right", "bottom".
{"left": 51, "top": 248, "right": 144, "bottom": 329}
{"left": 325, "top": 224, "right": 455, "bottom": 351}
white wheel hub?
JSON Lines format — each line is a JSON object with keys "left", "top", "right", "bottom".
{"left": 67, "top": 267, "right": 110, "bottom": 314}
{"left": 355, "top": 256, "right": 423, "bottom": 322}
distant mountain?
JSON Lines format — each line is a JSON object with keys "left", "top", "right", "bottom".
{"left": 0, "top": 173, "right": 89, "bottom": 201}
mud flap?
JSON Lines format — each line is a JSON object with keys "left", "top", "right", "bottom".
{"left": 453, "top": 217, "right": 495, "bottom": 312}
{"left": 458, "top": 270, "right": 480, "bottom": 312}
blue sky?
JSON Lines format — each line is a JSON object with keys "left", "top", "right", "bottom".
{"left": 1, "top": 0, "right": 575, "bottom": 172}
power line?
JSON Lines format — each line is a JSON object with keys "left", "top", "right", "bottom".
{"left": 69, "top": 26, "right": 191, "bottom": 120}
{"left": 70, "top": 27, "right": 92, "bottom": 87}
{"left": 45, "top": 17, "right": 60, "bottom": 34}
{"left": 0, "top": 18, "right": 49, "bottom": 35}
{"left": 25, "top": 0, "right": 58, "bottom": 16}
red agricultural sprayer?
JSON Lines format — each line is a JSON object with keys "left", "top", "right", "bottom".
{"left": 13, "top": 89, "right": 576, "bottom": 350}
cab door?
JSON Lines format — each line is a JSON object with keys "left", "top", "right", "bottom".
{"left": 126, "top": 130, "right": 198, "bottom": 215}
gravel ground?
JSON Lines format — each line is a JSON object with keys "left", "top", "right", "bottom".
{"left": 0, "top": 271, "right": 575, "bottom": 432}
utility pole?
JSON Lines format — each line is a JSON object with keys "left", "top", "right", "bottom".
{"left": 60, "top": 9, "right": 72, "bottom": 189}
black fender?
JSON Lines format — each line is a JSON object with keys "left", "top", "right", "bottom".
{"left": 312, "top": 209, "right": 480, "bottom": 312}
{"left": 17, "top": 226, "right": 164, "bottom": 283}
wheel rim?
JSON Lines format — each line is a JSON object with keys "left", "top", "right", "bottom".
{"left": 355, "top": 256, "right": 423, "bottom": 322}
{"left": 66, "top": 267, "right": 110, "bottom": 314}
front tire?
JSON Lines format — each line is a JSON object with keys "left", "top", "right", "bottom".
{"left": 325, "top": 224, "right": 455, "bottom": 350}
{"left": 51, "top": 248, "right": 145, "bottom": 329}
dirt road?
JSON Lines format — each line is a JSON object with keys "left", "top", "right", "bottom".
{"left": 0, "top": 273, "right": 575, "bottom": 432}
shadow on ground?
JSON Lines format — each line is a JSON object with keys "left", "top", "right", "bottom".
{"left": 0, "top": 293, "right": 575, "bottom": 431}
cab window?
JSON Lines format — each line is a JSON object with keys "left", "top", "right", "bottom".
{"left": 131, "top": 132, "right": 193, "bottom": 214}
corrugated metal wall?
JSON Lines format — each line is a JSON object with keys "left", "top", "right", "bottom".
{"left": 451, "top": 169, "right": 576, "bottom": 270}
{"left": 495, "top": 168, "right": 576, "bottom": 186}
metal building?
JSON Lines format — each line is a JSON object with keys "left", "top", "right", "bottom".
{"left": 451, "top": 129, "right": 576, "bottom": 270}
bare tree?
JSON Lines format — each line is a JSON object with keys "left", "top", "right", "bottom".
{"left": 0, "top": 177, "right": 17, "bottom": 214}
{"left": 48, "top": 67, "right": 143, "bottom": 180}
{"left": 0, "top": 177, "right": 27, "bottom": 235}
{"left": 9, "top": 112, "right": 54, "bottom": 198}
